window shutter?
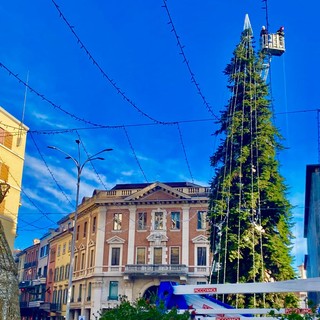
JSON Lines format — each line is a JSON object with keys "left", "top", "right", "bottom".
{"left": 4, "top": 132, "right": 13, "bottom": 149}
{"left": 0, "top": 163, "right": 9, "bottom": 181}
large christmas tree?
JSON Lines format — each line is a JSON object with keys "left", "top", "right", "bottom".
{"left": 209, "top": 19, "right": 296, "bottom": 308}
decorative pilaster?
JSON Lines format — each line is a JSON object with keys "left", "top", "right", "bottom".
{"left": 182, "top": 205, "right": 190, "bottom": 265}
{"left": 127, "top": 206, "right": 136, "bottom": 264}
{"left": 95, "top": 206, "right": 106, "bottom": 274}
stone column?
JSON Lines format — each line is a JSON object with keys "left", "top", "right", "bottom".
{"left": 91, "top": 279, "right": 103, "bottom": 319}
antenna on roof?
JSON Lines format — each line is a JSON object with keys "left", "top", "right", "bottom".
{"left": 17, "top": 71, "right": 29, "bottom": 147}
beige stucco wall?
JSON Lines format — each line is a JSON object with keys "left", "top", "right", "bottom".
{"left": 0, "top": 106, "right": 28, "bottom": 251}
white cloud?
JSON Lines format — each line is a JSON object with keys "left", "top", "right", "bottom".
{"left": 121, "top": 170, "right": 134, "bottom": 177}
{"left": 32, "top": 111, "right": 69, "bottom": 129}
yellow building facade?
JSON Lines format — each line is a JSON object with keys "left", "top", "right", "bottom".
{"left": 0, "top": 106, "right": 28, "bottom": 251}
{"left": 48, "top": 223, "right": 72, "bottom": 319}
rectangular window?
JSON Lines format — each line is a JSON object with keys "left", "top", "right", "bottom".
{"left": 43, "top": 266, "right": 48, "bottom": 277}
{"left": 57, "top": 289, "right": 62, "bottom": 304}
{"left": 71, "top": 285, "right": 75, "bottom": 302}
{"left": 111, "top": 248, "right": 120, "bottom": 266}
{"left": 136, "top": 247, "right": 146, "bottom": 264}
{"left": 78, "top": 284, "right": 82, "bottom": 302}
{"left": 59, "top": 266, "right": 64, "bottom": 281}
{"left": 83, "top": 221, "right": 87, "bottom": 237}
{"left": 137, "top": 212, "right": 147, "bottom": 230}
{"left": 170, "top": 247, "right": 180, "bottom": 265}
{"left": 197, "top": 247, "right": 207, "bottom": 266}
{"left": 74, "top": 255, "right": 78, "bottom": 271}
{"left": 113, "top": 213, "right": 122, "bottom": 230}
{"left": 89, "top": 249, "right": 95, "bottom": 267}
{"left": 62, "top": 243, "right": 66, "bottom": 255}
{"left": 197, "top": 211, "right": 207, "bottom": 230}
{"left": 65, "top": 264, "right": 70, "bottom": 279}
{"left": 53, "top": 290, "right": 57, "bottom": 303}
{"left": 44, "top": 244, "right": 49, "bottom": 256}
{"left": 154, "top": 247, "right": 162, "bottom": 264}
{"left": 57, "top": 245, "right": 61, "bottom": 257}
{"left": 92, "top": 216, "right": 97, "bottom": 233}
{"left": 81, "top": 252, "right": 85, "bottom": 270}
{"left": 87, "top": 282, "right": 92, "bottom": 301}
{"left": 76, "top": 225, "right": 80, "bottom": 240}
{"left": 54, "top": 267, "right": 59, "bottom": 282}
{"left": 68, "top": 240, "right": 71, "bottom": 252}
{"left": 171, "top": 212, "right": 180, "bottom": 230}
{"left": 63, "top": 288, "right": 68, "bottom": 304}
{"left": 154, "top": 212, "right": 164, "bottom": 230}
{"left": 108, "top": 281, "right": 118, "bottom": 300}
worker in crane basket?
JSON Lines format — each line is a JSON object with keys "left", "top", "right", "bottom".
{"left": 260, "top": 26, "right": 268, "bottom": 48}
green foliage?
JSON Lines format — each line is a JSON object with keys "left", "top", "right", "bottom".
{"left": 99, "top": 295, "right": 190, "bottom": 320}
{"left": 209, "top": 27, "right": 297, "bottom": 307}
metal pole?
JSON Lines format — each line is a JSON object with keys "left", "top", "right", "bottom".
{"left": 48, "top": 140, "right": 112, "bottom": 320}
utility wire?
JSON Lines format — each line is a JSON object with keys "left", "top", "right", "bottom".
{"left": 0, "top": 62, "right": 105, "bottom": 128}
{"left": 123, "top": 126, "right": 148, "bottom": 182}
{"left": 5, "top": 105, "right": 314, "bottom": 137}
{"left": 175, "top": 122, "right": 194, "bottom": 183}
{"left": 51, "top": 0, "right": 164, "bottom": 125}
{"left": 30, "top": 132, "right": 74, "bottom": 207}
{"left": 162, "top": 0, "right": 219, "bottom": 120}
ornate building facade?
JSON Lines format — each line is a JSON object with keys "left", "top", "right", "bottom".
{"left": 17, "top": 181, "right": 211, "bottom": 320}
{"left": 69, "top": 182, "right": 210, "bottom": 319}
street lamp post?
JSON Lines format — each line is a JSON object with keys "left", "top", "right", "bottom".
{"left": 48, "top": 140, "right": 112, "bottom": 320}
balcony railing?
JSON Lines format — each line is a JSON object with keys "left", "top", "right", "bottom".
{"left": 50, "top": 303, "right": 61, "bottom": 312}
{"left": 124, "top": 264, "right": 188, "bottom": 276}
{"left": 32, "top": 277, "right": 47, "bottom": 286}
{"left": 29, "top": 300, "right": 43, "bottom": 308}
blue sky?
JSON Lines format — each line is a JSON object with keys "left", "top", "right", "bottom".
{"left": 0, "top": 0, "right": 318, "bottom": 270}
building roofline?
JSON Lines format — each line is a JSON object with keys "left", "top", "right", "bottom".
{"left": 111, "top": 181, "right": 207, "bottom": 190}
{"left": 0, "top": 106, "right": 29, "bottom": 130}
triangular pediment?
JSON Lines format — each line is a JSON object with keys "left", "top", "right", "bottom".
{"left": 192, "top": 235, "right": 209, "bottom": 244}
{"left": 106, "top": 236, "right": 125, "bottom": 244}
{"left": 124, "top": 182, "right": 191, "bottom": 201}
{"left": 88, "top": 239, "right": 95, "bottom": 247}
{"left": 78, "top": 243, "right": 85, "bottom": 250}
